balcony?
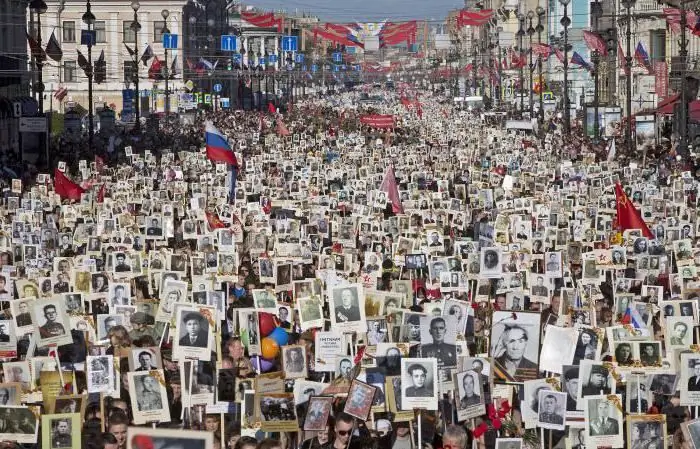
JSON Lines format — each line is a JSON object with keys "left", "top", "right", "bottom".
{"left": 635, "top": 0, "right": 664, "bottom": 16}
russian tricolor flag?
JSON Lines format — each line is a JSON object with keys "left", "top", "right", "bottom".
{"left": 205, "top": 123, "right": 238, "bottom": 166}
{"left": 622, "top": 305, "right": 645, "bottom": 329}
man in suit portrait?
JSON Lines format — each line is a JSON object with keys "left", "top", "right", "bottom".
{"left": 493, "top": 324, "right": 538, "bottom": 381}
{"left": 688, "top": 360, "right": 700, "bottom": 391}
{"left": 179, "top": 312, "right": 209, "bottom": 348}
{"left": 334, "top": 288, "right": 361, "bottom": 323}
{"left": 135, "top": 351, "right": 158, "bottom": 371}
{"left": 0, "top": 323, "right": 9, "bottom": 342}
{"left": 538, "top": 394, "right": 563, "bottom": 425}
{"left": 405, "top": 363, "right": 433, "bottom": 397}
{"left": 421, "top": 317, "right": 457, "bottom": 366}
{"left": 459, "top": 373, "right": 481, "bottom": 408}
{"left": 589, "top": 399, "right": 619, "bottom": 436}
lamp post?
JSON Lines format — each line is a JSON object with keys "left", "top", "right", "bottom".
{"left": 516, "top": 13, "right": 525, "bottom": 117}
{"left": 559, "top": 0, "right": 571, "bottom": 134}
{"left": 679, "top": 4, "right": 689, "bottom": 157}
{"left": 527, "top": 11, "right": 535, "bottom": 117}
{"left": 536, "top": 6, "right": 545, "bottom": 123}
{"left": 131, "top": 0, "right": 141, "bottom": 126}
{"left": 489, "top": 28, "right": 498, "bottom": 106}
{"left": 30, "top": 0, "right": 47, "bottom": 112}
{"left": 592, "top": 0, "right": 603, "bottom": 142}
{"left": 621, "top": 0, "right": 635, "bottom": 152}
{"left": 161, "top": 9, "right": 170, "bottom": 119}
{"left": 82, "top": 0, "right": 96, "bottom": 152}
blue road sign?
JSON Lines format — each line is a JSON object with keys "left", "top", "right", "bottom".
{"left": 213, "top": 83, "right": 222, "bottom": 93}
{"left": 233, "top": 53, "right": 242, "bottom": 63}
{"left": 162, "top": 33, "right": 178, "bottom": 49}
{"left": 295, "top": 53, "right": 304, "bottom": 64}
{"left": 81, "top": 30, "right": 96, "bottom": 46}
{"left": 221, "top": 35, "right": 237, "bottom": 52}
{"left": 333, "top": 65, "right": 340, "bottom": 72}
{"left": 268, "top": 54, "right": 277, "bottom": 63}
{"left": 259, "top": 57, "right": 266, "bottom": 65}
{"left": 311, "top": 64, "right": 318, "bottom": 73}
{"left": 281, "top": 36, "right": 298, "bottom": 52}
{"left": 332, "top": 52, "right": 342, "bottom": 63}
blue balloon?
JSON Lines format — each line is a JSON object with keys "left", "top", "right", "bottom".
{"left": 249, "top": 356, "right": 275, "bottom": 372}
{"left": 269, "top": 327, "right": 289, "bottom": 346}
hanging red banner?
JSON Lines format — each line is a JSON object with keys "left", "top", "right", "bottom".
{"left": 654, "top": 61, "right": 668, "bottom": 99}
{"left": 360, "top": 114, "right": 395, "bottom": 129}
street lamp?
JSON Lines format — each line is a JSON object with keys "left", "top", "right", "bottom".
{"left": 516, "top": 12, "right": 525, "bottom": 117}
{"left": 621, "top": 0, "right": 635, "bottom": 152}
{"left": 591, "top": 0, "right": 603, "bottom": 142}
{"left": 30, "top": 0, "right": 47, "bottom": 112}
{"left": 559, "top": 0, "right": 571, "bottom": 134}
{"left": 82, "top": 0, "right": 96, "bottom": 152}
{"left": 527, "top": 10, "right": 535, "bottom": 118}
{"left": 161, "top": 9, "right": 171, "bottom": 118}
{"left": 131, "top": 0, "right": 141, "bottom": 126}
{"left": 536, "top": 6, "right": 545, "bottom": 123}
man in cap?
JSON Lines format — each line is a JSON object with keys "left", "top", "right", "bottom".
{"left": 563, "top": 367, "right": 579, "bottom": 411}
{"left": 128, "top": 312, "right": 158, "bottom": 341}
{"left": 421, "top": 317, "right": 457, "bottom": 366}
{"left": 179, "top": 312, "right": 208, "bottom": 348}
{"left": 581, "top": 365, "right": 611, "bottom": 396}
{"left": 0, "top": 323, "right": 9, "bottom": 342}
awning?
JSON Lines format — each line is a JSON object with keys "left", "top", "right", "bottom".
{"left": 655, "top": 94, "right": 700, "bottom": 121}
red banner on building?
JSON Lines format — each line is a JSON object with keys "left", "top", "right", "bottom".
{"left": 654, "top": 61, "right": 668, "bottom": 99}
{"left": 360, "top": 114, "right": 395, "bottom": 129}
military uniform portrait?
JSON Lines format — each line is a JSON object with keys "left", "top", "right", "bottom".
{"left": 329, "top": 284, "right": 366, "bottom": 333}
{"left": 577, "top": 361, "right": 616, "bottom": 408}
{"left": 303, "top": 396, "right": 333, "bottom": 431}
{"left": 455, "top": 370, "right": 485, "bottom": 421}
{"left": 128, "top": 370, "right": 170, "bottom": 424}
{"left": 0, "top": 406, "right": 39, "bottom": 444}
{"left": 48, "top": 418, "right": 72, "bottom": 448}
{"left": 343, "top": 379, "right": 376, "bottom": 421}
{"left": 401, "top": 358, "right": 438, "bottom": 411}
{"left": 536, "top": 390, "right": 566, "bottom": 431}
{"left": 31, "top": 299, "right": 72, "bottom": 347}
{"left": 585, "top": 395, "right": 624, "bottom": 448}
{"left": 490, "top": 311, "right": 541, "bottom": 383}
{"left": 419, "top": 316, "right": 458, "bottom": 368}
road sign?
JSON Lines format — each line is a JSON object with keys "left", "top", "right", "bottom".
{"left": 332, "top": 52, "right": 342, "bottom": 63}
{"left": 81, "top": 30, "right": 96, "bottom": 46}
{"left": 258, "top": 57, "right": 266, "bottom": 65}
{"left": 281, "top": 36, "right": 298, "bottom": 52}
{"left": 311, "top": 64, "right": 318, "bottom": 73}
{"left": 268, "top": 54, "right": 277, "bottom": 63}
{"left": 221, "top": 35, "right": 237, "bottom": 52}
{"left": 233, "top": 53, "right": 242, "bottom": 63}
{"left": 162, "top": 33, "right": 178, "bottom": 49}
{"left": 333, "top": 65, "right": 340, "bottom": 72}
{"left": 12, "top": 102, "right": 21, "bottom": 118}
{"left": 295, "top": 53, "right": 304, "bottom": 64}
{"left": 19, "top": 117, "right": 47, "bottom": 133}
{"left": 213, "top": 83, "right": 222, "bottom": 93}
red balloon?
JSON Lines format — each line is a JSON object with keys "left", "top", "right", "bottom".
{"left": 258, "top": 312, "right": 279, "bottom": 337}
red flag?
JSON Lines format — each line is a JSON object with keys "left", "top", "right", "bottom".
{"left": 97, "top": 184, "right": 105, "bottom": 203}
{"left": 618, "top": 41, "right": 629, "bottom": 75}
{"left": 554, "top": 47, "right": 564, "bottom": 64}
{"left": 276, "top": 118, "right": 291, "bottom": 136}
{"left": 54, "top": 168, "right": 85, "bottom": 201}
{"left": 206, "top": 211, "right": 226, "bottom": 230}
{"left": 380, "top": 165, "right": 404, "bottom": 214}
{"left": 268, "top": 102, "right": 276, "bottom": 114}
{"left": 583, "top": 31, "right": 608, "bottom": 56}
{"left": 615, "top": 182, "right": 653, "bottom": 238}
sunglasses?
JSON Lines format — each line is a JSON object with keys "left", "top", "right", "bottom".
{"left": 336, "top": 430, "right": 351, "bottom": 436}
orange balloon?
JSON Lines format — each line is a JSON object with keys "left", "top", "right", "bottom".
{"left": 261, "top": 337, "right": 280, "bottom": 359}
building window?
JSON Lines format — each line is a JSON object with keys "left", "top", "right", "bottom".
{"left": 123, "top": 21, "right": 136, "bottom": 43}
{"left": 650, "top": 29, "right": 666, "bottom": 62}
{"left": 154, "top": 20, "right": 166, "bottom": 43}
{"left": 64, "top": 60, "right": 77, "bottom": 82}
{"left": 124, "top": 61, "right": 138, "bottom": 82}
{"left": 63, "top": 21, "right": 76, "bottom": 42}
{"left": 94, "top": 21, "right": 106, "bottom": 43}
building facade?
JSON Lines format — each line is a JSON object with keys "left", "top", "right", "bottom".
{"left": 37, "top": 0, "right": 187, "bottom": 116}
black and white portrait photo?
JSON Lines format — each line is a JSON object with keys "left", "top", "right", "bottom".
{"left": 31, "top": 299, "right": 72, "bottom": 347}
{"left": 544, "top": 251, "right": 562, "bottom": 277}
{"left": 128, "top": 370, "right": 170, "bottom": 424}
{"left": 681, "top": 354, "right": 700, "bottom": 406}
{"left": 577, "top": 361, "right": 615, "bottom": 407}
{"left": 627, "top": 416, "right": 666, "bottom": 449}
{"left": 0, "top": 406, "right": 39, "bottom": 444}
{"left": 174, "top": 307, "right": 214, "bottom": 361}
{"left": 419, "top": 315, "right": 458, "bottom": 367}
{"left": 490, "top": 311, "right": 541, "bottom": 383}
{"left": 454, "top": 370, "right": 485, "bottom": 420}
{"left": 330, "top": 284, "right": 365, "bottom": 333}
{"left": 585, "top": 395, "right": 623, "bottom": 447}
{"left": 536, "top": 390, "right": 567, "bottom": 430}
{"left": 401, "top": 358, "right": 438, "bottom": 410}
{"left": 282, "top": 345, "right": 308, "bottom": 379}
{"left": 480, "top": 247, "right": 502, "bottom": 278}
{"left": 129, "top": 348, "right": 161, "bottom": 372}
{"left": 86, "top": 355, "right": 114, "bottom": 394}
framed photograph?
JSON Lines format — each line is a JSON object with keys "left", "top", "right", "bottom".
{"left": 172, "top": 306, "right": 215, "bottom": 362}
{"left": 303, "top": 396, "right": 333, "bottom": 431}
{"left": 480, "top": 247, "right": 502, "bottom": 278}
{"left": 400, "top": 357, "right": 438, "bottom": 411}
{"left": 96, "top": 314, "right": 123, "bottom": 341}
{"left": 128, "top": 370, "right": 171, "bottom": 424}
{"left": 297, "top": 297, "right": 323, "bottom": 331}
{"left": 343, "top": 379, "right": 377, "bottom": 421}
{"left": 3, "top": 361, "right": 31, "bottom": 391}
{"left": 252, "top": 289, "right": 278, "bottom": 312}
{"left": 680, "top": 353, "right": 700, "bottom": 406}
{"left": 41, "top": 413, "right": 81, "bottom": 449}
{"left": 52, "top": 395, "right": 86, "bottom": 415}
{"left": 681, "top": 418, "right": 700, "bottom": 449}
{"left": 86, "top": 355, "right": 114, "bottom": 394}
{"left": 0, "top": 405, "right": 39, "bottom": 443}
{"left": 666, "top": 316, "right": 694, "bottom": 348}
{"left": 126, "top": 427, "right": 213, "bottom": 449}
{"left": 419, "top": 315, "right": 458, "bottom": 368}
{"left": 454, "top": 370, "right": 486, "bottom": 421}
{"left": 329, "top": 284, "right": 366, "bottom": 333}
{"left": 577, "top": 361, "right": 616, "bottom": 409}
{"left": 254, "top": 392, "right": 298, "bottom": 432}
{"left": 584, "top": 395, "right": 624, "bottom": 448}
{"left": 10, "top": 298, "right": 35, "bottom": 334}
{"left": 536, "top": 390, "right": 567, "bottom": 431}
{"left": 490, "top": 311, "right": 541, "bottom": 383}
{"left": 282, "top": 345, "right": 308, "bottom": 379}
{"left": 522, "top": 379, "right": 554, "bottom": 428}
{"left": 127, "top": 347, "right": 162, "bottom": 372}
{"left": 626, "top": 414, "right": 666, "bottom": 449}
{"left": 495, "top": 439, "right": 523, "bottom": 449}
{"left": 31, "top": 298, "right": 73, "bottom": 347}
{"left": 155, "top": 279, "right": 188, "bottom": 322}
{"left": 625, "top": 376, "right": 649, "bottom": 414}
{"left": 0, "top": 383, "right": 21, "bottom": 406}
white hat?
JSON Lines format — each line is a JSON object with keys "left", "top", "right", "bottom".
{"left": 376, "top": 419, "right": 392, "bottom": 433}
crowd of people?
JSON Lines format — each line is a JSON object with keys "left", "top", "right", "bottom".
{"left": 0, "top": 79, "right": 698, "bottom": 449}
